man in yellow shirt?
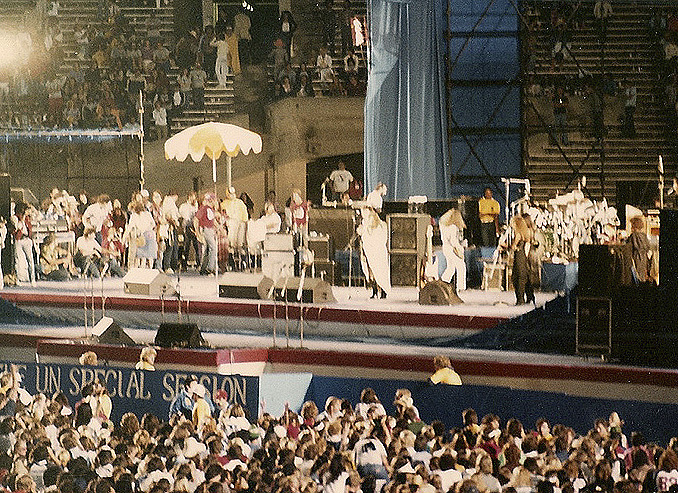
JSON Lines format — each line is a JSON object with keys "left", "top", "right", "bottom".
{"left": 429, "top": 355, "right": 462, "bottom": 385}
{"left": 478, "top": 187, "right": 500, "bottom": 247}
{"left": 221, "top": 187, "right": 249, "bottom": 254}
{"left": 191, "top": 382, "right": 211, "bottom": 430}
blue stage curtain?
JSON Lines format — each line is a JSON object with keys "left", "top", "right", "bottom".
{"left": 364, "top": 0, "right": 451, "bottom": 200}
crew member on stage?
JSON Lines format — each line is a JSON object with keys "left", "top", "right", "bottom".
{"left": 366, "top": 182, "right": 387, "bottom": 213}
{"left": 328, "top": 161, "right": 354, "bottom": 201}
{"left": 359, "top": 207, "right": 390, "bottom": 299}
{"left": 478, "top": 187, "right": 500, "bottom": 247}
{"left": 439, "top": 208, "right": 466, "bottom": 292}
{"left": 510, "top": 213, "right": 540, "bottom": 305}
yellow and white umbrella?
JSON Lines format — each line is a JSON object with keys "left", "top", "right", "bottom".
{"left": 164, "top": 122, "right": 262, "bottom": 193}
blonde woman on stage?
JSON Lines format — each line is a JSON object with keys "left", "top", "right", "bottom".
{"left": 439, "top": 208, "right": 466, "bottom": 292}
{"left": 359, "top": 208, "right": 390, "bottom": 299}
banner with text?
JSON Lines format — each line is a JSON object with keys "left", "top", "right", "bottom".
{"left": 0, "top": 362, "right": 259, "bottom": 422}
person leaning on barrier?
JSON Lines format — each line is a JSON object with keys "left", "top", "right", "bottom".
{"left": 428, "top": 355, "right": 462, "bottom": 386}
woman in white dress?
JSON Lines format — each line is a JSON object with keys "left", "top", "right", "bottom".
{"left": 125, "top": 202, "right": 157, "bottom": 268}
{"left": 359, "top": 208, "right": 390, "bottom": 299}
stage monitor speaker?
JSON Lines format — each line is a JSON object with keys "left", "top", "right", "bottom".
{"left": 155, "top": 322, "right": 205, "bottom": 348}
{"left": 94, "top": 316, "right": 135, "bottom": 345}
{"left": 219, "top": 272, "right": 265, "bottom": 299}
{"left": 258, "top": 276, "right": 336, "bottom": 303}
{"left": 419, "top": 280, "right": 463, "bottom": 305}
{"left": 123, "top": 268, "right": 175, "bottom": 296}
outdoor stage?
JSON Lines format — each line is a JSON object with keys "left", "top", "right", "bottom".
{"left": 0, "top": 272, "right": 558, "bottom": 341}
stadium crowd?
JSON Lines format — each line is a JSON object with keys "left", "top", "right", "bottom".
{"left": 0, "top": 363, "right": 672, "bottom": 493}
{"left": 0, "top": 0, "right": 368, "bottom": 132}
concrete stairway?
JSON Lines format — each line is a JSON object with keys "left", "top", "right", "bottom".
{"left": 524, "top": 3, "right": 677, "bottom": 205}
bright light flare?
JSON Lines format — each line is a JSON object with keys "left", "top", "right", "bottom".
{"left": 0, "top": 29, "right": 31, "bottom": 68}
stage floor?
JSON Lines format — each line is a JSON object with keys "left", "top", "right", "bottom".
{"left": 0, "top": 272, "right": 558, "bottom": 340}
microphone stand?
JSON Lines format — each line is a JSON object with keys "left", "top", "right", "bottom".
{"left": 100, "top": 260, "right": 110, "bottom": 320}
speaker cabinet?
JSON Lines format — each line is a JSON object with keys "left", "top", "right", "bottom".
{"left": 390, "top": 252, "right": 419, "bottom": 287}
{"left": 419, "top": 280, "right": 463, "bottom": 305}
{"left": 309, "top": 208, "right": 355, "bottom": 250}
{"left": 576, "top": 296, "right": 612, "bottom": 356}
{"left": 155, "top": 322, "right": 205, "bottom": 348}
{"left": 257, "top": 277, "right": 336, "bottom": 303}
{"left": 94, "top": 317, "right": 135, "bottom": 345}
{"left": 387, "top": 214, "right": 429, "bottom": 287}
{"left": 313, "top": 260, "right": 339, "bottom": 285}
{"left": 264, "top": 233, "right": 295, "bottom": 251}
{"left": 262, "top": 251, "right": 296, "bottom": 279}
{"left": 219, "top": 272, "right": 265, "bottom": 299}
{"left": 308, "top": 235, "right": 333, "bottom": 261}
{"left": 123, "top": 268, "right": 175, "bottom": 296}
{"left": 388, "top": 214, "right": 429, "bottom": 251}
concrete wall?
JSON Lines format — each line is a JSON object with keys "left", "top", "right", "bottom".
{"left": 267, "top": 97, "right": 364, "bottom": 202}
{"left": 3, "top": 97, "right": 365, "bottom": 210}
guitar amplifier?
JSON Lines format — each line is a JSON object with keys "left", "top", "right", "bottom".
{"left": 308, "top": 235, "right": 333, "bottom": 261}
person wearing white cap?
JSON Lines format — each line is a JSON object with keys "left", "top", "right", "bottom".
{"left": 190, "top": 382, "right": 211, "bottom": 430}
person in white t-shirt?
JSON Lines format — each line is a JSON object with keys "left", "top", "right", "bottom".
{"left": 329, "top": 161, "right": 354, "bottom": 201}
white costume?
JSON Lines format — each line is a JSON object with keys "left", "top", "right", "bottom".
{"left": 359, "top": 210, "right": 390, "bottom": 295}
{"left": 440, "top": 222, "right": 466, "bottom": 291}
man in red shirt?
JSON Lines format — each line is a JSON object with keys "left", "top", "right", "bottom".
{"left": 194, "top": 193, "right": 219, "bottom": 275}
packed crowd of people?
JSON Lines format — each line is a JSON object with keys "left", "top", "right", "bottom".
{"left": 0, "top": 360, "right": 672, "bottom": 493}
{"left": 3, "top": 185, "right": 299, "bottom": 284}
{"left": 0, "top": 0, "right": 369, "bottom": 133}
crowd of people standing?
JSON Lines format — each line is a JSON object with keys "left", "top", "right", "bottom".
{"left": 4, "top": 186, "right": 287, "bottom": 284}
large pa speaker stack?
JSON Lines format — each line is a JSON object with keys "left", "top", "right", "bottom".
{"left": 387, "top": 214, "right": 429, "bottom": 286}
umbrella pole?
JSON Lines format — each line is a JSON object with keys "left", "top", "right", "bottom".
{"left": 227, "top": 155, "right": 232, "bottom": 189}
{"left": 213, "top": 156, "right": 219, "bottom": 294}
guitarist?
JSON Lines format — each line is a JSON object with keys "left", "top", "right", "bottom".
{"left": 439, "top": 208, "right": 466, "bottom": 291}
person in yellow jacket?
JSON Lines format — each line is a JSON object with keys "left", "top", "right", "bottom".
{"left": 429, "top": 355, "right": 462, "bottom": 385}
{"left": 191, "top": 382, "right": 211, "bottom": 431}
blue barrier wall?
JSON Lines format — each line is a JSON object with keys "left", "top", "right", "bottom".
{"left": 305, "top": 375, "right": 678, "bottom": 445}
{"left": 2, "top": 362, "right": 259, "bottom": 422}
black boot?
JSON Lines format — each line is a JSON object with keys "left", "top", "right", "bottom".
{"left": 380, "top": 288, "right": 387, "bottom": 299}
{"left": 370, "top": 285, "right": 378, "bottom": 299}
